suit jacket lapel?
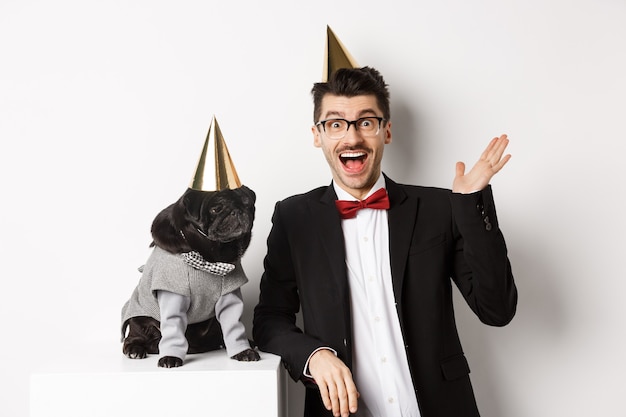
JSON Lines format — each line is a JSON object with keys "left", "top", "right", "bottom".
{"left": 385, "top": 175, "right": 419, "bottom": 309}
{"left": 309, "top": 185, "right": 348, "bottom": 293}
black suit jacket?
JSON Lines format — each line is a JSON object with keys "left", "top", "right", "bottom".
{"left": 253, "top": 175, "right": 517, "bottom": 417}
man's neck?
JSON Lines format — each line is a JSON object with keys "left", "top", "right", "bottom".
{"left": 333, "top": 175, "right": 386, "bottom": 201}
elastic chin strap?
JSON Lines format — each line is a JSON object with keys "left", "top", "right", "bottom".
{"left": 179, "top": 228, "right": 209, "bottom": 240}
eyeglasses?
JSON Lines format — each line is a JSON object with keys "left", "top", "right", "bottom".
{"left": 315, "top": 117, "right": 386, "bottom": 140}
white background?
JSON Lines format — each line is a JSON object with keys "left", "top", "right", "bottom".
{"left": 1, "top": 1, "right": 625, "bottom": 416}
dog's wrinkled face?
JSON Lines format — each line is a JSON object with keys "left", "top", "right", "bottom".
{"left": 172, "top": 185, "right": 255, "bottom": 262}
{"left": 150, "top": 185, "right": 256, "bottom": 263}
{"left": 185, "top": 185, "right": 256, "bottom": 244}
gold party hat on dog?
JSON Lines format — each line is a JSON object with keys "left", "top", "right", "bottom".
{"left": 322, "top": 26, "right": 359, "bottom": 82}
{"left": 189, "top": 116, "right": 241, "bottom": 191}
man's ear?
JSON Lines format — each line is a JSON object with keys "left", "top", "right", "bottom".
{"left": 312, "top": 125, "right": 322, "bottom": 148}
{"left": 384, "top": 120, "right": 392, "bottom": 145}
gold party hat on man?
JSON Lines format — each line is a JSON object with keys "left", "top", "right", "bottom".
{"left": 189, "top": 115, "right": 241, "bottom": 191}
{"left": 322, "top": 26, "right": 359, "bottom": 82}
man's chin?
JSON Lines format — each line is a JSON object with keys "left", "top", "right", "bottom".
{"left": 336, "top": 174, "right": 377, "bottom": 195}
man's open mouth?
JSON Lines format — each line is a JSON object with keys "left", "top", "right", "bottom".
{"left": 340, "top": 151, "right": 367, "bottom": 172}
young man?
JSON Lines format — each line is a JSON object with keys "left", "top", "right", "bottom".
{"left": 253, "top": 67, "right": 517, "bottom": 417}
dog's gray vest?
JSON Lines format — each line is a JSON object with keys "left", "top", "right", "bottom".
{"left": 121, "top": 246, "right": 248, "bottom": 328}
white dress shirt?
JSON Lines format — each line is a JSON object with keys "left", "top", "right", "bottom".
{"left": 334, "top": 176, "right": 421, "bottom": 417}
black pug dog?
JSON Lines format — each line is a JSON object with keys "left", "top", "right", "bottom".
{"left": 121, "top": 185, "right": 260, "bottom": 367}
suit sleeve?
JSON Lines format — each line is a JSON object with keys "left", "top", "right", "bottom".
{"left": 449, "top": 185, "right": 518, "bottom": 326}
{"left": 157, "top": 290, "right": 190, "bottom": 360}
{"left": 215, "top": 288, "right": 253, "bottom": 357}
{"left": 253, "top": 201, "right": 328, "bottom": 381}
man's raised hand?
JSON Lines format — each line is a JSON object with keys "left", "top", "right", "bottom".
{"left": 453, "top": 134, "right": 511, "bottom": 194}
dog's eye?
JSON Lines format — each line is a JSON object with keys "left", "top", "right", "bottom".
{"left": 210, "top": 205, "right": 223, "bottom": 215}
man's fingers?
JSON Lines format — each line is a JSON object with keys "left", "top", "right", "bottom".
{"left": 482, "top": 134, "right": 508, "bottom": 160}
{"left": 488, "top": 135, "right": 510, "bottom": 163}
{"left": 455, "top": 161, "right": 466, "bottom": 178}
{"left": 493, "top": 153, "right": 512, "bottom": 173}
{"left": 316, "top": 379, "right": 332, "bottom": 411}
{"left": 326, "top": 381, "right": 340, "bottom": 415}
{"left": 317, "top": 374, "right": 358, "bottom": 417}
{"left": 335, "top": 383, "right": 348, "bottom": 416}
{"left": 346, "top": 377, "right": 360, "bottom": 414}
{"left": 309, "top": 350, "right": 359, "bottom": 416}
{"left": 480, "top": 136, "right": 500, "bottom": 160}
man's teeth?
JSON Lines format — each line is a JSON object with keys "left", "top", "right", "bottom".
{"left": 341, "top": 151, "right": 366, "bottom": 158}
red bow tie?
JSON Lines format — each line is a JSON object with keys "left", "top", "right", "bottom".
{"left": 335, "top": 188, "right": 390, "bottom": 219}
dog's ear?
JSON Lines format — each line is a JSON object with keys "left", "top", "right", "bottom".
{"left": 175, "top": 189, "right": 219, "bottom": 256}
{"left": 237, "top": 185, "right": 256, "bottom": 205}
{"left": 150, "top": 196, "right": 192, "bottom": 254}
{"left": 182, "top": 189, "right": 216, "bottom": 219}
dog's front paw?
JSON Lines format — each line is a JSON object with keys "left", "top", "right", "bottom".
{"left": 158, "top": 356, "right": 183, "bottom": 368}
{"left": 231, "top": 348, "right": 260, "bottom": 362}
{"left": 124, "top": 345, "right": 148, "bottom": 360}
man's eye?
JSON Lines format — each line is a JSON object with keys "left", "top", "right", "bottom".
{"left": 330, "top": 121, "right": 342, "bottom": 129}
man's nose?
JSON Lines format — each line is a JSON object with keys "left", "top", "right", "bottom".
{"left": 342, "top": 123, "right": 364, "bottom": 144}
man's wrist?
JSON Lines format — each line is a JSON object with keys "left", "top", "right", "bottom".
{"left": 303, "top": 347, "right": 337, "bottom": 377}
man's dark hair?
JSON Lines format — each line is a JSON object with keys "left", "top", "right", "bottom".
{"left": 311, "top": 66, "right": 390, "bottom": 123}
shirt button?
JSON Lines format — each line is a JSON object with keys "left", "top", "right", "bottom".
{"left": 388, "top": 397, "right": 394, "bottom": 403}
{"left": 374, "top": 316, "right": 381, "bottom": 322}
{"left": 381, "top": 356, "right": 387, "bottom": 363}
{"left": 363, "top": 236, "right": 369, "bottom": 242}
